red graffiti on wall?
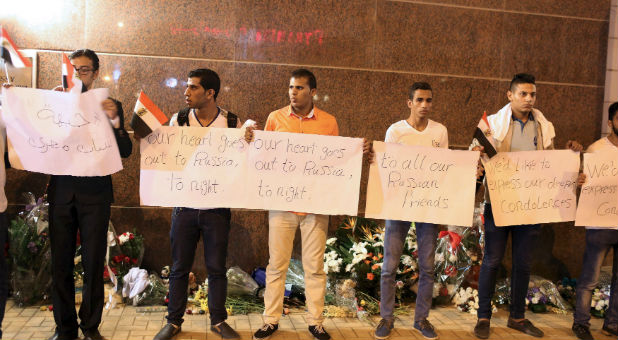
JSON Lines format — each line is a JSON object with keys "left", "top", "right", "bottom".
{"left": 170, "top": 25, "right": 324, "bottom": 46}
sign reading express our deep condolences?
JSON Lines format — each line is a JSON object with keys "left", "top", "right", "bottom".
{"left": 140, "top": 127, "right": 248, "bottom": 209}
{"left": 365, "top": 142, "right": 479, "bottom": 226}
{"left": 1, "top": 86, "right": 123, "bottom": 176}
{"left": 575, "top": 151, "right": 618, "bottom": 227}
{"left": 483, "top": 150, "right": 580, "bottom": 226}
{"left": 245, "top": 130, "right": 363, "bottom": 215}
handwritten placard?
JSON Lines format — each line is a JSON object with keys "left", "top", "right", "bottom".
{"left": 365, "top": 142, "right": 479, "bottom": 226}
{"left": 244, "top": 130, "right": 363, "bottom": 215}
{"left": 575, "top": 151, "right": 618, "bottom": 227}
{"left": 140, "top": 126, "right": 248, "bottom": 209}
{"left": 1, "top": 86, "right": 123, "bottom": 176}
{"left": 483, "top": 150, "right": 580, "bottom": 226}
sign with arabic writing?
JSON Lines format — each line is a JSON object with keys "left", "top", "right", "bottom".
{"left": 1, "top": 86, "right": 123, "bottom": 176}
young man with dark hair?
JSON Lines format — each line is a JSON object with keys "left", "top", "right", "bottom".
{"left": 153, "top": 68, "right": 241, "bottom": 340}
{"left": 48, "top": 49, "right": 132, "bottom": 340}
{"left": 374, "top": 82, "right": 447, "bottom": 340}
{"left": 571, "top": 102, "right": 618, "bottom": 340}
{"left": 471, "top": 73, "right": 582, "bottom": 339}
{"left": 249, "top": 69, "right": 337, "bottom": 340}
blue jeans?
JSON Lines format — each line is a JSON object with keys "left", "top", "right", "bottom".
{"left": 477, "top": 204, "right": 540, "bottom": 319}
{"left": 573, "top": 229, "right": 618, "bottom": 327}
{"left": 380, "top": 220, "right": 438, "bottom": 322}
{"left": 167, "top": 208, "right": 231, "bottom": 325}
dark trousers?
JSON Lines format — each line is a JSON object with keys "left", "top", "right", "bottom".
{"left": 574, "top": 229, "right": 618, "bottom": 328}
{"left": 49, "top": 201, "right": 110, "bottom": 337}
{"left": 167, "top": 208, "right": 231, "bottom": 326}
{"left": 0, "top": 212, "right": 8, "bottom": 338}
{"left": 477, "top": 204, "right": 540, "bottom": 319}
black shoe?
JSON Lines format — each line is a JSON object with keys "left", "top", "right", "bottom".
{"left": 602, "top": 324, "right": 618, "bottom": 336}
{"left": 211, "top": 321, "right": 240, "bottom": 339}
{"left": 308, "top": 325, "right": 331, "bottom": 340}
{"left": 473, "top": 319, "right": 490, "bottom": 339}
{"left": 253, "top": 323, "right": 278, "bottom": 340}
{"left": 572, "top": 323, "right": 594, "bottom": 340}
{"left": 82, "top": 329, "right": 104, "bottom": 340}
{"left": 153, "top": 323, "right": 181, "bottom": 340}
{"left": 374, "top": 318, "right": 394, "bottom": 339}
{"left": 48, "top": 330, "right": 78, "bottom": 340}
{"left": 507, "top": 318, "right": 544, "bottom": 338}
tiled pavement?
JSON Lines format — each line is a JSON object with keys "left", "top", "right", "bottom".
{"left": 1, "top": 299, "right": 615, "bottom": 340}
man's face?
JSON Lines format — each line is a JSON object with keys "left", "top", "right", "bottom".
{"left": 407, "top": 89, "right": 433, "bottom": 118}
{"left": 508, "top": 83, "right": 536, "bottom": 115}
{"left": 184, "top": 77, "right": 213, "bottom": 109}
{"left": 70, "top": 56, "right": 98, "bottom": 88}
{"left": 289, "top": 77, "right": 316, "bottom": 109}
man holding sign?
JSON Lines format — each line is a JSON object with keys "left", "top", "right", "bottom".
{"left": 153, "top": 69, "right": 242, "bottom": 340}
{"left": 373, "top": 82, "right": 446, "bottom": 340}
{"left": 47, "top": 49, "right": 132, "bottom": 340}
{"left": 572, "top": 102, "right": 618, "bottom": 340}
{"left": 250, "top": 69, "right": 337, "bottom": 340}
{"left": 471, "top": 73, "right": 582, "bottom": 339}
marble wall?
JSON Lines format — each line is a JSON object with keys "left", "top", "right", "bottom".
{"left": 1, "top": 0, "right": 611, "bottom": 281}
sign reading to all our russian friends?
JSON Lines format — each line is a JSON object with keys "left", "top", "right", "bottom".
{"left": 245, "top": 130, "right": 363, "bottom": 215}
{"left": 365, "top": 142, "right": 479, "bottom": 226}
{"left": 575, "top": 151, "right": 618, "bottom": 227}
{"left": 1, "top": 86, "right": 123, "bottom": 176}
{"left": 483, "top": 150, "right": 580, "bottom": 226}
{"left": 140, "top": 127, "right": 248, "bottom": 209}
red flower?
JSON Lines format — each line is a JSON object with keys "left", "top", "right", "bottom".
{"left": 371, "top": 264, "right": 380, "bottom": 271}
{"left": 129, "top": 234, "right": 135, "bottom": 240}
{"left": 364, "top": 259, "right": 371, "bottom": 265}
{"left": 131, "top": 258, "right": 138, "bottom": 265}
{"left": 412, "top": 250, "right": 418, "bottom": 257}
{"left": 367, "top": 273, "right": 375, "bottom": 280}
{"left": 372, "top": 256, "right": 379, "bottom": 261}
{"left": 445, "top": 265, "right": 457, "bottom": 277}
{"left": 112, "top": 255, "right": 122, "bottom": 263}
{"left": 440, "top": 287, "right": 449, "bottom": 296}
{"left": 123, "top": 256, "right": 130, "bottom": 263}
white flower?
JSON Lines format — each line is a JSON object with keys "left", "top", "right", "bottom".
{"left": 435, "top": 253, "right": 445, "bottom": 263}
{"left": 346, "top": 263, "right": 354, "bottom": 272}
{"left": 118, "top": 233, "right": 130, "bottom": 245}
{"left": 326, "top": 237, "right": 337, "bottom": 246}
{"left": 448, "top": 254, "right": 457, "bottom": 262}
{"left": 401, "top": 255, "right": 414, "bottom": 266}
{"left": 373, "top": 241, "right": 384, "bottom": 248}
{"left": 531, "top": 297, "right": 539, "bottom": 304}
{"left": 596, "top": 303, "right": 604, "bottom": 311}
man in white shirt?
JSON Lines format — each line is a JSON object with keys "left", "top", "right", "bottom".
{"left": 375, "top": 82, "right": 446, "bottom": 340}
{"left": 572, "top": 102, "right": 618, "bottom": 340}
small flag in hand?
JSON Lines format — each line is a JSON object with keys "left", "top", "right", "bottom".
{"left": 473, "top": 111, "right": 497, "bottom": 158}
{"left": 1, "top": 26, "right": 32, "bottom": 68}
{"left": 131, "top": 91, "right": 168, "bottom": 137}
{"left": 61, "top": 52, "right": 83, "bottom": 93}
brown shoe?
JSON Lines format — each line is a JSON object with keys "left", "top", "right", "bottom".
{"left": 507, "top": 318, "right": 544, "bottom": 338}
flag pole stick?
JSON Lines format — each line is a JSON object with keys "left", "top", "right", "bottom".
{"left": 3, "top": 61, "right": 10, "bottom": 84}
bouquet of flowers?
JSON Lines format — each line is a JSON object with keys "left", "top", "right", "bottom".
{"left": 433, "top": 226, "right": 474, "bottom": 304}
{"left": 557, "top": 277, "right": 577, "bottom": 307}
{"left": 8, "top": 193, "right": 52, "bottom": 306}
{"left": 107, "top": 230, "right": 144, "bottom": 285}
{"left": 323, "top": 217, "right": 418, "bottom": 299}
{"left": 591, "top": 286, "right": 610, "bottom": 318}
{"left": 453, "top": 287, "right": 497, "bottom": 314}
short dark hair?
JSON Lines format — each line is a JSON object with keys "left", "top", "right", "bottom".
{"left": 291, "top": 69, "right": 317, "bottom": 89}
{"left": 609, "top": 102, "right": 618, "bottom": 121}
{"left": 510, "top": 73, "right": 536, "bottom": 91}
{"left": 409, "top": 82, "right": 432, "bottom": 99}
{"left": 69, "top": 49, "right": 99, "bottom": 71}
{"left": 188, "top": 68, "right": 221, "bottom": 100}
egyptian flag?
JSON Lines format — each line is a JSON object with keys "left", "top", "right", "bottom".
{"left": 0, "top": 27, "right": 32, "bottom": 68}
{"left": 473, "top": 111, "right": 497, "bottom": 158}
{"left": 131, "top": 91, "right": 168, "bottom": 137}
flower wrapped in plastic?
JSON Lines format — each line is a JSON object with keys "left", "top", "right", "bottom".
{"left": 433, "top": 226, "right": 473, "bottom": 304}
{"left": 591, "top": 285, "right": 610, "bottom": 318}
{"left": 8, "top": 193, "right": 52, "bottom": 306}
{"left": 132, "top": 273, "right": 169, "bottom": 306}
{"left": 226, "top": 266, "right": 260, "bottom": 296}
{"left": 525, "top": 276, "right": 572, "bottom": 314}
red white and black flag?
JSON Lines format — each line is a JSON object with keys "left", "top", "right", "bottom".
{"left": 0, "top": 26, "right": 32, "bottom": 68}
{"left": 473, "top": 111, "right": 497, "bottom": 158}
{"left": 131, "top": 91, "right": 168, "bottom": 137}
